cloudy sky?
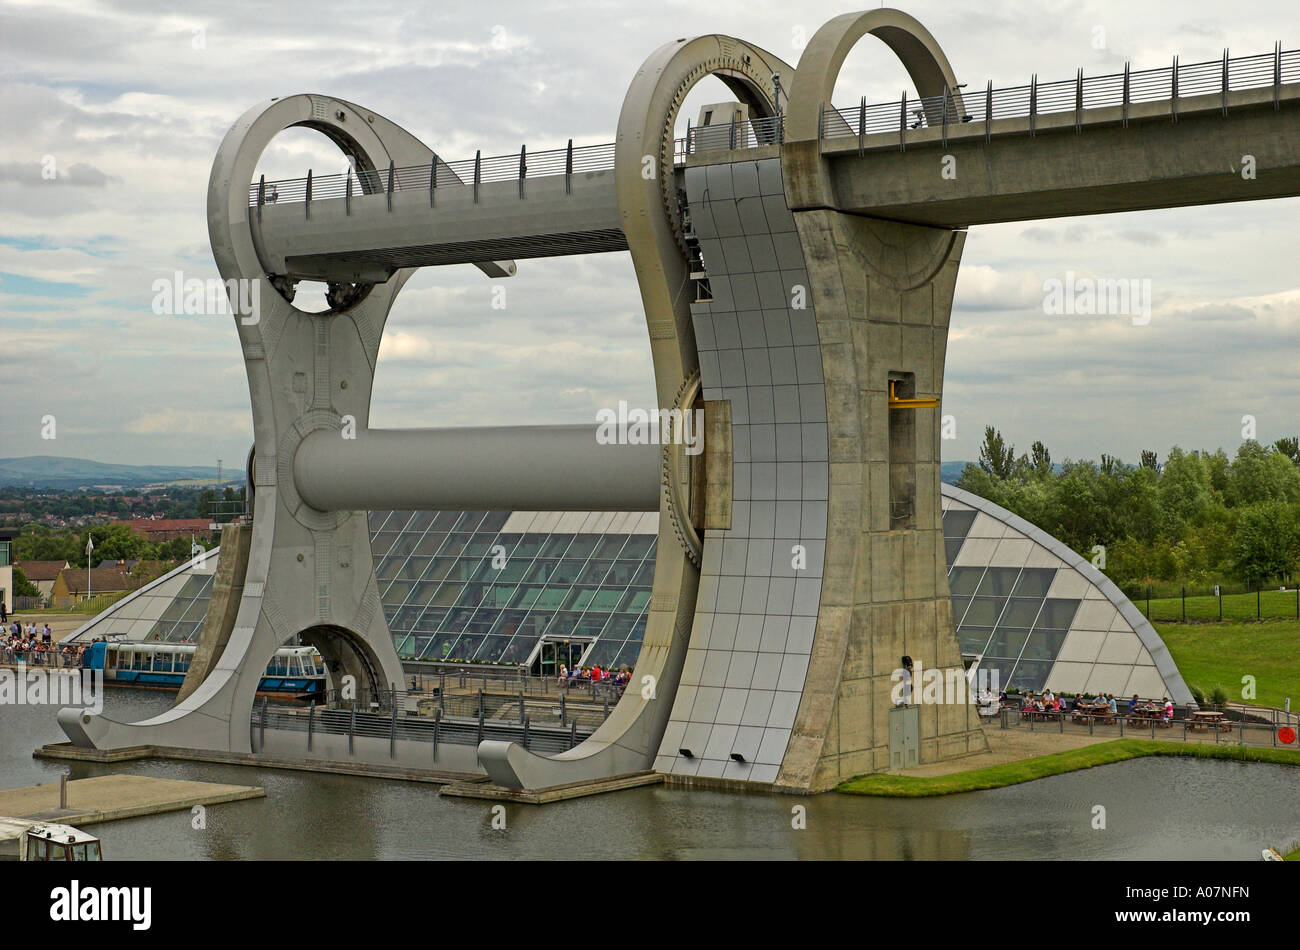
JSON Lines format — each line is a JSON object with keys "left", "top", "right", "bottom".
{"left": 1, "top": 0, "right": 1296, "bottom": 472}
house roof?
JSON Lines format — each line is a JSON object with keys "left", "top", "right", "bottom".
{"left": 14, "top": 560, "right": 69, "bottom": 581}
{"left": 55, "top": 563, "right": 167, "bottom": 596}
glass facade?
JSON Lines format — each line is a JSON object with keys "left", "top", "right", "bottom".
{"left": 942, "top": 508, "right": 1083, "bottom": 693}
{"left": 371, "top": 510, "right": 657, "bottom": 668}
{"left": 67, "top": 490, "right": 1182, "bottom": 702}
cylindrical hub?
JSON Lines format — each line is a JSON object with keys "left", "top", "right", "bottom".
{"left": 293, "top": 426, "right": 661, "bottom": 512}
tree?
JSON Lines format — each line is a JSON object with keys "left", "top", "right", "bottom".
{"left": 1232, "top": 500, "right": 1300, "bottom": 584}
{"left": 1274, "top": 437, "right": 1299, "bottom": 465}
{"left": 1158, "top": 446, "right": 1211, "bottom": 537}
{"left": 13, "top": 526, "right": 79, "bottom": 564}
{"left": 977, "top": 426, "right": 1016, "bottom": 479}
{"left": 1226, "top": 441, "right": 1296, "bottom": 508}
{"left": 1139, "top": 450, "right": 1159, "bottom": 471}
{"left": 11, "top": 567, "right": 40, "bottom": 598}
{"left": 1029, "top": 440, "right": 1052, "bottom": 479}
{"left": 79, "top": 524, "right": 152, "bottom": 567}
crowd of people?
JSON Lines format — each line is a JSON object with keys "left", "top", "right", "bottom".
{"left": 557, "top": 664, "right": 631, "bottom": 690}
{"left": 2, "top": 620, "right": 86, "bottom": 667}
{"left": 1013, "top": 688, "right": 1175, "bottom": 722}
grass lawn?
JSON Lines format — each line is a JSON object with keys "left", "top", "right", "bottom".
{"left": 838, "top": 740, "right": 1298, "bottom": 797}
{"left": 1154, "top": 619, "right": 1299, "bottom": 710}
{"left": 1141, "top": 588, "right": 1298, "bottom": 622}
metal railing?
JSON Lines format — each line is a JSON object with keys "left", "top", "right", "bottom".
{"left": 248, "top": 141, "right": 616, "bottom": 207}
{"left": 684, "top": 113, "right": 785, "bottom": 154}
{"left": 1000, "top": 705, "right": 1298, "bottom": 746}
{"left": 251, "top": 687, "right": 605, "bottom": 758}
{"left": 1, "top": 646, "right": 87, "bottom": 668}
{"left": 246, "top": 45, "right": 1297, "bottom": 209}
{"left": 821, "top": 45, "right": 1298, "bottom": 146}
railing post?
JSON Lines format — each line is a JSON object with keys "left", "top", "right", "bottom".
{"left": 390, "top": 685, "right": 397, "bottom": 758}
{"left": 477, "top": 702, "right": 484, "bottom": 745}
{"left": 857, "top": 96, "right": 866, "bottom": 155}
{"left": 559, "top": 690, "right": 567, "bottom": 726}
{"left": 603, "top": 692, "right": 610, "bottom": 721}
{"left": 523, "top": 715, "right": 530, "bottom": 749}
{"left": 386, "top": 160, "right": 395, "bottom": 211}
{"left": 260, "top": 696, "right": 267, "bottom": 750}
{"left": 899, "top": 93, "right": 907, "bottom": 152}
{"left": 565, "top": 138, "right": 573, "bottom": 194}
{"left": 349, "top": 706, "right": 355, "bottom": 755}
{"left": 685, "top": 118, "right": 692, "bottom": 156}
{"left": 304, "top": 169, "right": 312, "bottom": 219}
{"left": 1171, "top": 55, "right": 1179, "bottom": 123}
{"left": 519, "top": 690, "right": 525, "bottom": 724}
{"left": 1221, "top": 49, "right": 1229, "bottom": 117}
{"left": 518, "top": 144, "right": 526, "bottom": 199}
{"left": 256, "top": 174, "right": 265, "bottom": 221}
{"left": 1275, "top": 42, "right": 1282, "bottom": 110}
{"left": 1074, "top": 68, "right": 1083, "bottom": 133}
{"left": 984, "top": 80, "right": 992, "bottom": 144}
{"left": 817, "top": 102, "right": 824, "bottom": 141}
{"left": 345, "top": 174, "right": 352, "bottom": 215}
{"left": 1122, "top": 62, "right": 1130, "bottom": 128}
{"left": 941, "top": 87, "right": 950, "bottom": 148}
{"left": 307, "top": 701, "right": 314, "bottom": 751}
{"left": 433, "top": 707, "right": 441, "bottom": 759}
{"left": 473, "top": 149, "right": 481, "bottom": 204}
{"left": 569, "top": 719, "right": 577, "bottom": 750}
{"left": 429, "top": 157, "right": 436, "bottom": 207}
{"left": 1028, "top": 74, "right": 1037, "bottom": 137}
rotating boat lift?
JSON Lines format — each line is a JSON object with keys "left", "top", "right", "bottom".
{"left": 59, "top": 8, "right": 1299, "bottom": 793}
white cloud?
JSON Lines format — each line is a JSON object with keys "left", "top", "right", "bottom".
{"left": 0, "top": 0, "right": 1296, "bottom": 468}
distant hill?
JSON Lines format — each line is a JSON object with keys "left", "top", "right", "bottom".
{"left": 0, "top": 453, "right": 972, "bottom": 492}
{"left": 940, "top": 460, "right": 971, "bottom": 484}
{"left": 0, "top": 456, "right": 232, "bottom": 490}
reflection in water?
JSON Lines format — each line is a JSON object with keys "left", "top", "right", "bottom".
{"left": 1, "top": 690, "right": 1294, "bottom": 860}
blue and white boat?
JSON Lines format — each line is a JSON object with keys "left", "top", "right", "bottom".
{"left": 83, "top": 641, "right": 325, "bottom": 698}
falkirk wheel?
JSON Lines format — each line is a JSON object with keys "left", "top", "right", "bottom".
{"left": 60, "top": 8, "right": 996, "bottom": 793}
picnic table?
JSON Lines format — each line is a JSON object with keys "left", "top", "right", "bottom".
{"left": 1071, "top": 702, "right": 1114, "bottom": 722}
{"left": 1126, "top": 704, "right": 1173, "bottom": 728}
{"left": 1188, "top": 710, "right": 1232, "bottom": 733}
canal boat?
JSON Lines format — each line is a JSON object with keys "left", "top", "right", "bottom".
{"left": 82, "top": 641, "right": 326, "bottom": 698}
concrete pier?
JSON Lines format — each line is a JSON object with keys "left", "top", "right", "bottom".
{"left": 0, "top": 773, "right": 264, "bottom": 825}
{"left": 439, "top": 770, "right": 664, "bottom": 804}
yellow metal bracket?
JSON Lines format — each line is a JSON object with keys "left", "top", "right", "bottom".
{"left": 888, "top": 379, "right": 940, "bottom": 409}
